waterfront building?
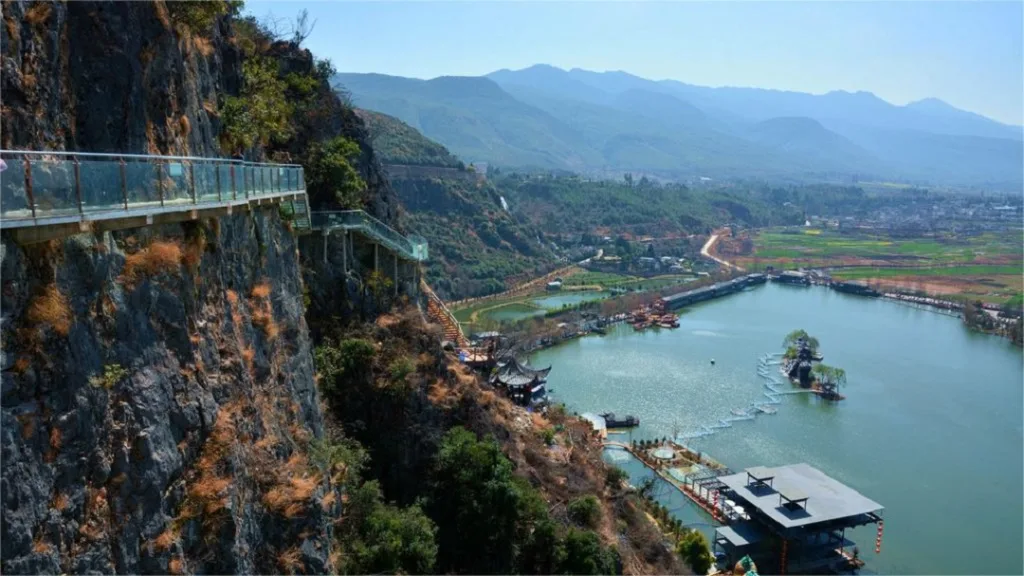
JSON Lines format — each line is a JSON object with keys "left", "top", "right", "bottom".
{"left": 713, "top": 464, "right": 883, "bottom": 575}
{"left": 489, "top": 357, "right": 551, "bottom": 406}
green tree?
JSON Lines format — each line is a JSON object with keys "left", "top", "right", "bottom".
{"left": 167, "top": 0, "right": 241, "bottom": 32}
{"left": 567, "top": 495, "right": 602, "bottom": 528}
{"left": 812, "top": 363, "right": 847, "bottom": 390}
{"left": 562, "top": 528, "right": 619, "bottom": 575}
{"left": 782, "top": 329, "right": 819, "bottom": 352}
{"left": 518, "top": 519, "right": 566, "bottom": 574}
{"left": 428, "top": 427, "right": 544, "bottom": 573}
{"left": 340, "top": 481, "right": 438, "bottom": 575}
{"left": 678, "top": 529, "right": 713, "bottom": 574}
{"left": 305, "top": 136, "right": 367, "bottom": 208}
{"left": 220, "top": 56, "right": 293, "bottom": 154}
{"left": 314, "top": 337, "right": 375, "bottom": 395}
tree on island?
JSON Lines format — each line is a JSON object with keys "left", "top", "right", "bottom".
{"left": 812, "top": 364, "right": 847, "bottom": 393}
{"left": 783, "top": 329, "right": 819, "bottom": 359}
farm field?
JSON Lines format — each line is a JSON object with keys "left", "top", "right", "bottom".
{"left": 735, "top": 228, "right": 1023, "bottom": 304}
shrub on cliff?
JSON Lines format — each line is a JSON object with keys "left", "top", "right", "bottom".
{"left": 314, "top": 337, "right": 375, "bottom": 394}
{"left": 221, "top": 56, "right": 293, "bottom": 153}
{"left": 567, "top": 495, "right": 602, "bottom": 528}
{"left": 305, "top": 135, "right": 367, "bottom": 208}
{"left": 168, "top": 0, "right": 241, "bottom": 33}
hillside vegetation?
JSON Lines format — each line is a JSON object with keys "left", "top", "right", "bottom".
{"left": 333, "top": 66, "right": 1023, "bottom": 191}
{"left": 358, "top": 110, "right": 557, "bottom": 300}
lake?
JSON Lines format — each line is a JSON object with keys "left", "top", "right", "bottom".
{"left": 531, "top": 283, "right": 1023, "bottom": 575}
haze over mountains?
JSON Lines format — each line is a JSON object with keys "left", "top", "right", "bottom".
{"left": 334, "top": 64, "right": 1023, "bottom": 190}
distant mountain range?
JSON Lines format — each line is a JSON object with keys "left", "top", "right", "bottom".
{"left": 334, "top": 65, "right": 1023, "bottom": 190}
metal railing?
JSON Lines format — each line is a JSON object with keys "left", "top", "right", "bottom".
{"left": 0, "top": 150, "right": 306, "bottom": 228}
{"left": 311, "top": 210, "right": 428, "bottom": 262}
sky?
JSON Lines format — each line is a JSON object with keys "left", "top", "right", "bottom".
{"left": 245, "top": 1, "right": 1024, "bottom": 126}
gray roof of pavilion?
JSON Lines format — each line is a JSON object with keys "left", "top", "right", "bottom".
{"left": 719, "top": 463, "right": 883, "bottom": 530}
{"left": 490, "top": 358, "right": 551, "bottom": 388}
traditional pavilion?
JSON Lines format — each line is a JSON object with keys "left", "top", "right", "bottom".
{"left": 489, "top": 358, "right": 550, "bottom": 406}
{"left": 713, "top": 464, "right": 883, "bottom": 575}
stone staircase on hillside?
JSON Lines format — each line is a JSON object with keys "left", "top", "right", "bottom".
{"left": 422, "top": 282, "right": 469, "bottom": 348}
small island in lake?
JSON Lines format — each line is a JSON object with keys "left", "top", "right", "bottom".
{"left": 782, "top": 329, "right": 847, "bottom": 401}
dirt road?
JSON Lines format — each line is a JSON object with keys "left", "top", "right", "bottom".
{"left": 701, "top": 232, "right": 744, "bottom": 271}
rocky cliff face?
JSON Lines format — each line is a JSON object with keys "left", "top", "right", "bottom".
{"left": 0, "top": 2, "right": 370, "bottom": 573}
{"left": 2, "top": 1, "right": 238, "bottom": 155}
{"left": 1, "top": 210, "right": 334, "bottom": 574}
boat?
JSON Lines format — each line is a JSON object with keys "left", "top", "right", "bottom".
{"left": 591, "top": 326, "right": 607, "bottom": 336}
{"left": 600, "top": 412, "right": 640, "bottom": 429}
{"left": 730, "top": 408, "right": 748, "bottom": 417}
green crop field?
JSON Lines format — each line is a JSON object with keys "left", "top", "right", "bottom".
{"left": 746, "top": 227, "right": 1023, "bottom": 304}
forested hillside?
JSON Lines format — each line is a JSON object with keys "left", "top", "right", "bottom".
{"left": 497, "top": 173, "right": 806, "bottom": 237}
{"left": 358, "top": 110, "right": 557, "bottom": 300}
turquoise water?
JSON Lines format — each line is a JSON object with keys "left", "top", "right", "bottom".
{"left": 532, "top": 283, "right": 1023, "bottom": 575}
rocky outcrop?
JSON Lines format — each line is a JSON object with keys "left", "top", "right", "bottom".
{"left": 1, "top": 1, "right": 238, "bottom": 155}
{"left": 1, "top": 209, "right": 333, "bottom": 574}
{"left": 0, "top": 183, "right": 392, "bottom": 569}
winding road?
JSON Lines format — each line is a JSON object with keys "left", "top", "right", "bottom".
{"left": 701, "top": 231, "right": 744, "bottom": 271}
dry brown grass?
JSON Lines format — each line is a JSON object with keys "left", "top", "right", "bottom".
{"left": 203, "top": 99, "right": 217, "bottom": 115}
{"left": 168, "top": 557, "right": 183, "bottom": 575}
{"left": 153, "top": 527, "right": 177, "bottom": 551}
{"left": 251, "top": 281, "right": 272, "bottom": 299}
{"left": 153, "top": 0, "right": 172, "bottom": 29}
{"left": 123, "top": 240, "right": 182, "bottom": 284}
{"left": 12, "top": 356, "right": 31, "bottom": 374}
{"left": 242, "top": 346, "right": 255, "bottom": 371}
{"left": 193, "top": 35, "right": 215, "bottom": 57}
{"left": 32, "top": 534, "right": 52, "bottom": 554}
{"left": 320, "top": 491, "right": 337, "bottom": 511}
{"left": 278, "top": 546, "right": 304, "bottom": 574}
{"left": 27, "top": 285, "right": 72, "bottom": 336}
{"left": 252, "top": 306, "right": 279, "bottom": 341}
{"left": 53, "top": 492, "right": 69, "bottom": 511}
{"left": 263, "top": 453, "right": 320, "bottom": 519}
{"left": 4, "top": 12, "right": 19, "bottom": 43}
{"left": 25, "top": 1, "right": 51, "bottom": 26}
{"left": 226, "top": 289, "right": 239, "bottom": 306}
{"left": 17, "top": 414, "right": 35, "bottom": 440}
{"left": 178, "top": 115, "right": 191, "bottom": 137}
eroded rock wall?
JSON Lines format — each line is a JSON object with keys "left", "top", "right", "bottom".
{"left": 1, "top": 209, "right": 333, "bottom": 574}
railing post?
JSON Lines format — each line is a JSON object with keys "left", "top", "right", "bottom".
{"left": 156, "top": 162, "right": 165, "bottom": 206}
{"left": 230, "top": 165, "right": 237, "bottom": 200}
{"left": 24, "top": 156, "right": 36, "bottom": 219}
{"left": 119, "top": 157, "right": 128, "bottom": 210}
{"left": 189, "top": 162, "right": 197, "bottom": 204}
{"left": 342, "top": 231, "right": 347, "bottom": 272}
{"left": 73, "top": 155, "right": 83, "bottom": 214}
{"left": 215, "top": 161, "right": 222, "bottom": 203}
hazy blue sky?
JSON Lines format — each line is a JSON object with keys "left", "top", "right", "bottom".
{"left": 246, "top": 1, "right": 1024, "bottom": 125}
